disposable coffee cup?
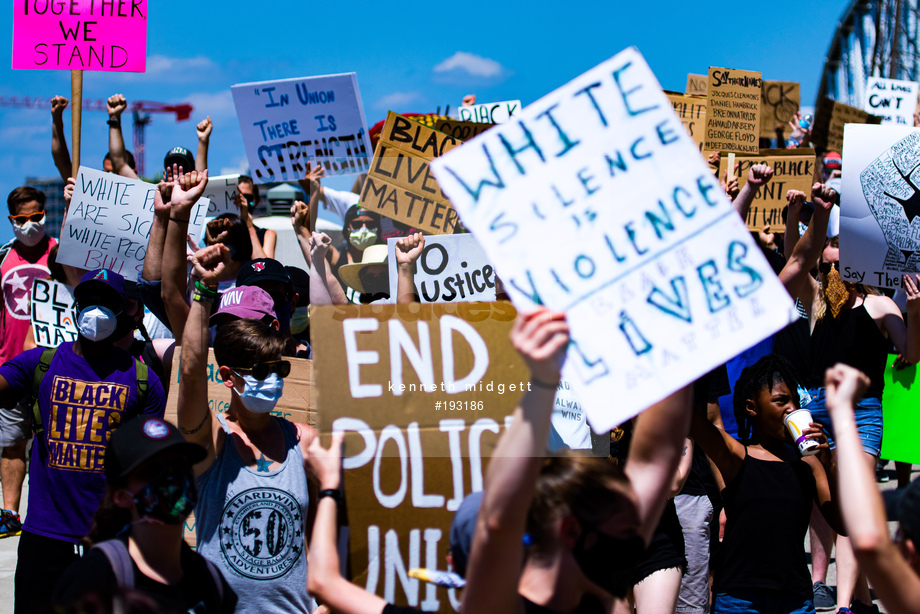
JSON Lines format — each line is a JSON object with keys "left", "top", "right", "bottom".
{"left": 784, "top": 409, "right": 820, "bottom": 456}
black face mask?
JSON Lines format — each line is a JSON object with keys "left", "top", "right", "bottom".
{"left": 571, "top": 526, "right": 646, "bottom": 598}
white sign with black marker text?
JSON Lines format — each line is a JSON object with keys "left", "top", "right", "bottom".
{"left": 30, "top": 279, "right": 77, "bottom": 348}
{"left": 386, "top": 234, "right": 496, "bottom": 303}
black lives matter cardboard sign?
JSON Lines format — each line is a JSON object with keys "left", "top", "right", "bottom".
{"left": 312, "top": 302, "right": 529, "bottom": 612}
{"left": 361, "top": 112, "right": 463, "bottom": 234}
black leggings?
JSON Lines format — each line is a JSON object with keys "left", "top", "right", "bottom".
{"left": 15, "top": 529, "right": 82, "bottom": 614}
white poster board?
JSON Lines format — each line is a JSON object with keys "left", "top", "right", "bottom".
{"left": 840, "top": 124, "right": 920, "bottom": 289}
{"left": 386, "top": 234, "right": 496, "bottom": 302}
{"left": 31, "top": 279, "right": 77, "bottom": 348}
{"left": 202, "top": 174, "right": 240, "bottom": 218}
{"left": 232, "top": 73, "right": 372, "bottom": 183}
{"left": 57, "top": 167, "right": 210, "bottom": 278}
{"left": 457, "top": 100, "right": 522, "bottom": 124}
{"left": 864, "top": 77, "right": 919, "bottom": 126}
{"left": 430, "top": 47, "right": 795, "bottom": 431}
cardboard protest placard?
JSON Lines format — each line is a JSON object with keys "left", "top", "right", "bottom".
{"left": 760, "top": 81, "right": 800, "bottom": 137}
{"left": 432, "top": 118, "right": 494, "bottom": 141}
{"left": 686, "top": 74, "right": 707, "bottom": 96}
{"left": 667, "top": 93, "right": 706, "bottom": 152}
{"left": 705, "top": 66, "right": 763, "bottom": 154}
{"left": 457, "top": 100, "right": 522, "bottom": 124}
{"left": 864, "top": 77, "right": 920, "bottom": 126}
{"left": 163, "top": 349, "right": 315, "bottom": 548}
{"left": 430, "top": 47, "right": 794, "bottom": 432}
{"left": 361, "top": 112, "right": 463, "bottom": 235}
{"left": 718, "top": 148, "right": 816, "bottom": 231}
{"left": 57, "top": 167, "right": 210, "bottom": 277}
{"left": 881, "top": 354, "right": 920, "bottom": 464}
{"left": 202, "top": 174, "right": 240, "bottom": 218}
{"left": 839, "top": 124, "right": 920, "bottom": 289}
{"left": 13, "top": 0, "right": 147, "bottom": 72}
{"left": 812, "top": 98, "right": 883, "bottom": 152}
{"left": 232, "top": 73, "right": 372, "bottom": 183}
{"left": 30, "top": 279, "right": 77, "bottom": 348}
{"left": 386, "top": 235, "right": 496, "bottom": 303}
{"left": 312, "top": 302, "right": 527, "bottom": 611}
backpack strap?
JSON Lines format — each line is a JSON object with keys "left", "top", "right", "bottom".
{"left": 0, "top": 238, "right": 14, "bottom": 268}
{"left": 31, "top": 348, "right": 56, "bottom": 436}
{"left": 133, "top": 358, "right": 148, "bottom": 409}
{"left": 94, "top": 540, "right": 135, "bottom": 590}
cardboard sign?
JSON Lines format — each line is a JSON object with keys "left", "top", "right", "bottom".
{"left": 430, "top": 47, "right": 794, "bottom": 432}
{"left": 881, "top": 354, "right": 920, "bottom": 464}
{"left": 760, "top": 81, "right": 800, "bottom": 137}
{"left": 57, "top": 167, "right": 210, "bottom": 277}
{"left": 30, "top": 279, "right": 77, "bottom": 348}
{"left": 202, "top": 174, "right": 240, "bottom": 218}
{"left": 457, "top": 101, "right": 522, "bottom": 124}
{"left": 718, "top": 149, "right": 816, "bottom": 231}
{"left": 864, "top": 77, "right": 919, "bottom": 126}
{"left": 432, "top": 118, "right": 494, "bottom": 142}
{"left": 163, "top": 349, "right": 315, "bottom": 549}
{"left": 812, "top": 98, "right": 883, "bottom": 152}
{"left": 667, "top": 93, "right": 706, "bottom": 151}
{"left": 840, "top": 124, "right": 920, "bottom": 289}
{"left": 232, "top": 73, "right": 372, "bottom": 183}
{"left": 361, "top": 112, "right": 463, "bottom": 235}
{"left": 13, "top": 0, "right": 147, "bottom": 72}
{"left": 705, "top": 66, "right": 763, "bottom": 154}
{"left": 686, "top": 74, "right": 707, "bottom": 96}
{"left": 312, "top": 302, "right": 527, "bottom": 611}
{"left": 386, "top": 235, "right": 496, "bottom": 303}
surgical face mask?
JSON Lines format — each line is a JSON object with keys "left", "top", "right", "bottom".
{"left": 290, "top": 305, "right": 310, "bottom": 335}
{"left": 77, "top": 306, "right": 119, "bottom": 342}
{"left": 233, "top": 372, "right": 284, "bottom": 414}
{"left": 12, "top": 216, "right": 46, "bottom": 247}
{"left": 349, "top": 227, "right": 378, "bottom": 251}
{"left": 132, "top": 464, "right": 198, "bottom": 525}
{"left": 571, "top": 526, "right": 646, "bottom": 598}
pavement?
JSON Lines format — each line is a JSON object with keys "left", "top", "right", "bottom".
{"left": 0, "top": 462, "right": 910, "bottom": 614}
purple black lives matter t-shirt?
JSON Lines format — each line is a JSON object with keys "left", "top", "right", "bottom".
{"left": 0, "top": 342, "right": 166, "bottom": 542}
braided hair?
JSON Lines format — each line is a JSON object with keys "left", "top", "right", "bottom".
{"left": 732, "top": 354, "right": 802, "bottom": 444}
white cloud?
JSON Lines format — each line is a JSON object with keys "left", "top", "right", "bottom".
{"left": 145, "top": 55, "right": 218, "bottom": 75}
{"left": 374, "top": 91, "right": 422, "bottom": 110}
{"left": 434, "top": 52, "right": 505, "bottom": 78}
{"left": 96, "top": 55, "right": 221, "bottom": 85}
{"left": 185, "top": 90, "right": 236, "bottom": 121}
{"left": 220, "top": 157, "right": 251, "bottom": 176}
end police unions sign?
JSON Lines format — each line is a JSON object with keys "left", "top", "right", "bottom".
{"left": 13, "top": 0, "right": 148, "bottom": 72}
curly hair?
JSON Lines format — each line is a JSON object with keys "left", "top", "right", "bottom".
{"left": 732, "top": 354, "right": 802, "bottom": 444}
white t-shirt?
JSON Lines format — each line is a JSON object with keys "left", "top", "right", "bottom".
{"left": 547, "top": 379, "right": 591, "bottom": 451}
{"left": 322, "top": 187, "right": 360, "bottom": 220}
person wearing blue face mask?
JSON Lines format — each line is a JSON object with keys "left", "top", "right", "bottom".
{"left": 178, "top": 244, "right": 319, "bottom": 614}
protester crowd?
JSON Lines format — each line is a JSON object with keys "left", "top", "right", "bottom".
{"left": 0, "top": 84, "right": 919, "bottom": 614}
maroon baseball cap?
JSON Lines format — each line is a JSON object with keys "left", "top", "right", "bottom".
{"left": 210, "top": 285, "right": 277, "bottom": 326}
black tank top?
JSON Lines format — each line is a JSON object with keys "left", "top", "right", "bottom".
{"left": 713, "top": 452, "right": 815, "bottom": 597}
{"left": 808, "top": 303, "right": 888, "bottom": 397}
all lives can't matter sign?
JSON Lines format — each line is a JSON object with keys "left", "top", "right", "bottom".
{"left": 13, "top": 0, "right": 147, "bottom": 72}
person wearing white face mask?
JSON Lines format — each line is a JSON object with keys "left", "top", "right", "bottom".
{"left": 0, "top": 268, "right": 167, "bottom": 614}
{"left": 177, "top": 243, "right": 319, "bottom": 614}
{"left": 0, "top": 186, "right": 58, "bottom": 540}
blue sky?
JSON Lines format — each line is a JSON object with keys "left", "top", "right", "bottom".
{"left": 0, "top": 0, "right": 847, "bottom": 244}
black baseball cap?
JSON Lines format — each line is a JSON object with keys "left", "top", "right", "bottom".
{"left": 884, "top": 478, "right": 920, "bottom": 545}
{"left": 164, "top": 146, "right": 195, "bottom": 172}
{"left": 105, "top": 416, "right": 207, "bottom": 481}
{"left": 237, "top": 259, "right": 293, "bottom": 292}
{"left": 74, "top": 269, "right": 127, "bottom": 313}
{"left": 284, "top": 266, "right": 309, "bottom": 299}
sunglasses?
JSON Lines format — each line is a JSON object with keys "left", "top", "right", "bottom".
{"left": 349, "top": 219, "right": 377, "bottom": 230}
{"left": 818, "top": 261, "right": 839, "bottom": 275}
{"left": 232, "top": 360, "right": 291, "bottom": 380}
{"left": 8, "top": 212, "right": 44, "bottom": 225}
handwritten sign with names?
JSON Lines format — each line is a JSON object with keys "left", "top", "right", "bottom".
{"left": 458, "top": 100, "right": 522, "bottom": 124}
{"left": 430, "top": 47, "right": 794, "bottom": 431}
{"left": 13, "top": 0, "right": 147, "bottom": 72}
{"left": 387, "top": 234, "right": 496, "bottom": 303}
{"left": 31, "top": 279, "right": 77, "bottom": 348}
{"left": 705, "top": 66, "right": 763, "bottom": 154}
{"left": 201, "top": 174, "right": 240, "bottom": 218}
{"left": 864, "top": 77, "right": 919, "bottom": 126}
{"left": 232, "top": 73, "right": 372, "bottom": 183}
{"left": 57, "top": 167, "right": 210, "bottom": 277}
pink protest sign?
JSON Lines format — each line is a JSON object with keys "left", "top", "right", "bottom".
{"left": 13, "top": 0, "right": 147, "bottom": 72}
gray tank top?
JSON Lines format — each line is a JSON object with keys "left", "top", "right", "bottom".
{"left": 195, "top": 415, "right": 314, "bottom": 613}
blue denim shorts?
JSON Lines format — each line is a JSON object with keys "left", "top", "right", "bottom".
{"left": 804, "top": 388, "right": 883, "bottom": 456}
{"left": 713, "top": 591, "right": 815, "bottom": 614}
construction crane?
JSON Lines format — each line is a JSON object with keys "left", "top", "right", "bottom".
{"left": 0, "top": 97, "right": 193, "bottom": 177}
